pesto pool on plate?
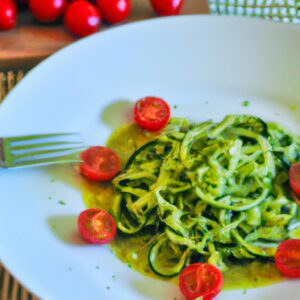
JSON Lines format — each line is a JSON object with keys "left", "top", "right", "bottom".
{"left": 77, "top": 96, "right": 300, "bottom": 300}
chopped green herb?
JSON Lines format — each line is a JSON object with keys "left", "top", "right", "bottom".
{"left": 96, "top": 266, "right": 100, "bottom": 270}
{"left": 51, "top": 178, "right": 56, "bottom": 183}
{"left": 173, "top": 105, "right": 177, "bottom": 109}
{"left": 106, "top": 286, "right": 110, "bottom": 290}
{"left": 48, "top": 197, "right": 52, "bottom": 201}
{"left": 242, "top": 100, "right": 250, "bottom": 107}
{"left": 128, "top": 264, "right": 132, "bottom": 269}
{"left": 51, "top": 224, "right": 56, "bottom": 230}
{"left": 205, "top": 101, "right": 209, "bottom": 104}
{"left": 112, "top": 275, "right": 117, "bottom": 280}
{"left": 174, "top": 297, "right": 177, "bottom": 300}
{"left": 242, "top": 289, "right": 247, "bottom": 295}
{"left": 58, "top": 200, "right": 66, "bottom": 205}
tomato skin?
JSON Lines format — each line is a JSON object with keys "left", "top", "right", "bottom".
{"left": 29, "top": 0, "right": 67, "bottom": 22}
{"left": 134, "top": 97, "right": 171, "bottom": 132}
{"left": 78, "top": 208, "right": 117, "bottom": 244}
{"left": 150, "top": 0, "right": 184, "bottom": 16}
{"left": 96, "top": 0, "right": 130, "bottom": 24}
{"left": 290, "top": 189, "right": 300, "bottom": 205}
{"left": 289, "top": 162, "right": 300, "bottom": 198}
{"left": 80, "top": 146, "right": 120, "bottom": 182}
{"left": 64, "top": 1, "right": 101, "bottom": 38}
{"left": 179, "top": 263, "right": 223, "bottom": 300}
{"left": 275, "top": 239, "right": 300, "bottom": 278}
{"left": 0, "top": 0, "right": 17, "bottom": 30}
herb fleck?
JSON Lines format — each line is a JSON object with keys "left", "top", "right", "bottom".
{"left": 96, "top": 266, "right": 100, "bottom": 270}
{"left": 106, "top": 286, "right": 110, "bottom": 290}
{"left": 173, "top": 105, "right": 177, "bottom": 109}
{"left": 242, "top": 289, "right": 247, "bottom": 295}
{"left": 112, "top": 275, "right": 117, "bottom": 280}
{"left": 68, "top": 267, "right": 72, "bottom": 271}
{"left": 48, "top": 197, "right": 52, "bottom": 201}
{"left": 58, "top": 200, "right": 66, "bottom": 205}
{"left": 205, "top": 101, "right": 209, "bottom": 104}
{"left": 243, "top": 100, "right": 250, "bottom": 107}
{"left": 128, "top": 264, "right": 132, "bottom": 269}
{"left": 51, "top": 178, "right": 56, "bottom": 183}
{"left": 275, "top": 112, "right": 280, "bottom": 116}
{"left": 51, "top": 224, "right": 56, "bottom": 230}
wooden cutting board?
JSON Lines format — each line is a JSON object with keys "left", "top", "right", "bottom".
{"left": 0, "top": 0, "right": 209, "bottom": 71}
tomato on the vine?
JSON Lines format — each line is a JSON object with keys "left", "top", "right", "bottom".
{"left": 0, "top": 0, "right": 17, "bottom": 30}
{"left": 64, "top": 1, "right": 101, "bottom": 37}
{"left": 29, "top": 0, "right": 67, "bottom": 23}
{"left": 150, "top": 0, "right": 184, "bottom": 16}
{"left": 96, "top": 0, "right": 130, "bottom": 24}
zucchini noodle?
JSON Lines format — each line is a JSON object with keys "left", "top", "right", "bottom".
{"left": 112, "top": 115, "right": 300, "bottom": 277}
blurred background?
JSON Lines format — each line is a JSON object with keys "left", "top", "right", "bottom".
{"left": 0, "top": 0, "right": 209, "bottom": 71}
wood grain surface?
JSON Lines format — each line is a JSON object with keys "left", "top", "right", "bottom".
{"left": 0, "top": 0, "right": 209, "bottom": 70}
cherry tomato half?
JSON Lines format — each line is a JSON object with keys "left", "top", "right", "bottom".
{"left": 150, "top": 0, "right": 184, "bottom": 16}
{"left": 78, "top": 208, "right": 117, "bottom": 244}
{"left": 96, "top": 0, "right": 130, "bottom": 24}
{"left": 290, "top": 189, "right": 300, "bottom": 205}
{"left": 179, "top": 263, "right": 223, "bottom": 300}
{"left": 289, "top": 162, "right": 300, "bottom": 197}
{"left": 64, "top": 1, "right": 101, "bottom": 38}
{"left": 275, "top": 239, "right": 300, "bottom": 278}
{"left": 80, "top": 146, "right": 120, "bottom": 182}
{"left": 0, "top": 0, "right": 17, "bottom": 30}
{"left": 134, "top": 97, "right": 171, "bottom": 132}
{"left": 29, "top": 0, "right": 67, "bottom": 23}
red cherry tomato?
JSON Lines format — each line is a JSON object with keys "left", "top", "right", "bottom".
{"left": 29, "top": 0, "right": 67, "bottom": 23}
{"left": 289, "top": 162, "right": 300, "bottom": 198}
{"left": 96, "top": 0, "right": 130, "bottom": 24}
{"left": 134, "top": 97, "right": 171, "bottom": 132}
{"left": 0, "top": 0, "right": 17, "bottom": 30}
{"left": 150, "top": 0, "right": 184, "bottom": 16}
{"left": 290, "top": 189, "right": 300, "bottom": 205}
{"left": 64, "top": 1, "right": 101, "bottom": 38}
{"left": 78, "top": 208, "right": 117, "bottom": 244}
{"left": 80, "top": 146, "right": 120, "bottom": 182}
{"left": 179, "top": 263, "right": 223, "bottom": 300}
{"left": 275, "top": 239, "right": 300, "bottom": 278}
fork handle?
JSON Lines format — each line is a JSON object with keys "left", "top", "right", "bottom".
{"left": 0, "top": 139, "right": 7, "bottom": 168}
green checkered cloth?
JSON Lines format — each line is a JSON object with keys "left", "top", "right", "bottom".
{"left": 208, "top": 0, "right": 300, "bottom": 22}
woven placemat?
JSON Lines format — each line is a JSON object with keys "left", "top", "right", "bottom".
{"left": 0, "top": 71, "right": 38, "bottom": 300}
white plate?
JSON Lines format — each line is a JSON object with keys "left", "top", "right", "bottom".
{"left": 1, "top": 16, "right": 300, "bottom": 300}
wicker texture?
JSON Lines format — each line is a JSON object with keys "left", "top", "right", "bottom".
{"left": 0, "top": 71, "right": 37, "bottom": 300}
{"left": 208, "top": 0, "right": 300, "bottom": 22}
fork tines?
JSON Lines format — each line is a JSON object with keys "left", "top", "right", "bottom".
{"left": 1, "top": 133, "right": 84, "bottom": 168}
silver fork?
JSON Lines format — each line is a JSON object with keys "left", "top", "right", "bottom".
{"left": 0, "top": 133, "right": 84, "bottom": 168}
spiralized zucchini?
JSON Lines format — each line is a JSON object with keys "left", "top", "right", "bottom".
{"left": 113, "top": 115, "right": 300, "bottom": 276}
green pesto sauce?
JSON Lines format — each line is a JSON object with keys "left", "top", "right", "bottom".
{"left": 82, "top": 123, "right": 284, "bottom": 290}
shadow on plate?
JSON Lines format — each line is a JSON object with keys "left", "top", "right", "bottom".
{"left": 100, "top": 100, "right": 134, "bottom": 130}
{"left": 129, "top": 278, "right": 184, "bottom": 300}
{"left": 45, "top": 164, "right": 85, "bottom": 190}
{"left": 48, "top": 215, "right": 86, "bottom": 246}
